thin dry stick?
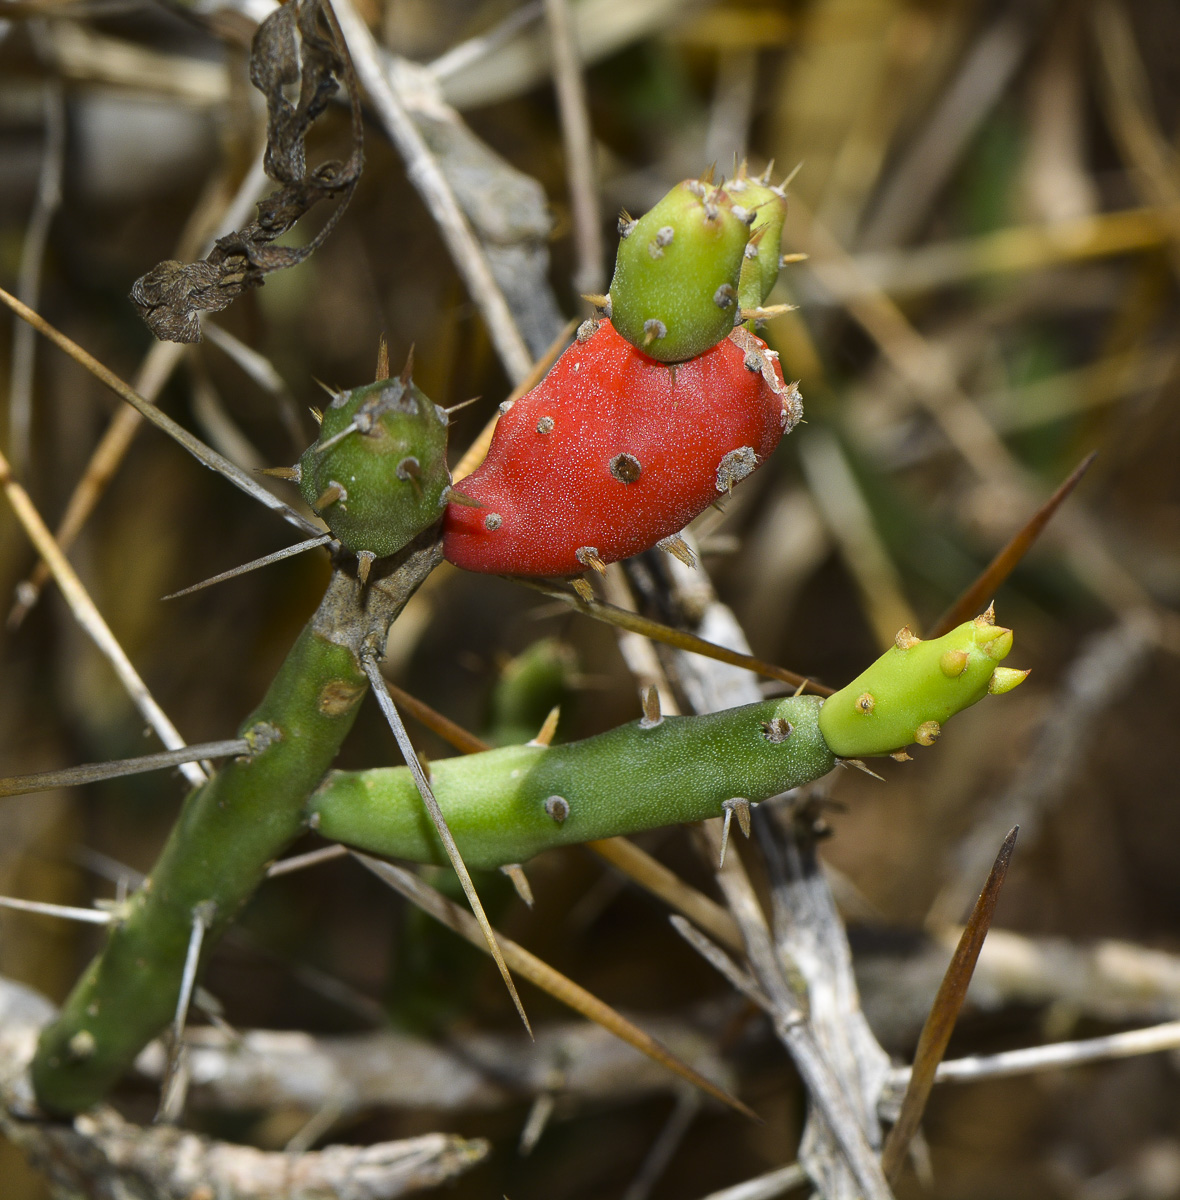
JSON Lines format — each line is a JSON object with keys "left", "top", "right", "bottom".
{"left": 8, "top": 151, "right": 273, "bottom": 627}
{"left": 0, "top": 739, "right": 250, "bottom": 798}
{"left": 8, "top": 72, "right": 65, "bottom": 476}
{"left": 596, "top": 839, "right": 743, "bottom": 955}
{"left": 797, "top": 429, "right": 917, "bottom": 649}
{"left": 694, "top": 1162, "right": 808, "bottom": 1200}
{"left": 353, "top": 851, "right": 758, "bottom": 1120}
{"left": 452, "top": 317, "right": 576, "bottom": 481}
{"left": 701, "top": 822, "right": 895, "bottom": 1200}
{"left": 890, "top": 1018, "right": 1180, "bottom": 1090}
{"left": 328, "top": 0, "right": 532, "bottom": 384}
{"left": 0, "top": 286, "right": 320, "bottom": 538}
{"left": 0, "top": 443, "right": 205, "bottom": 786}
{"left": 928, "top": 452, "right": 1097, "bottom": 637}
{"left": 880, "top": 826, "right": 1018, "bottom": 1182}
{"left": 544, "top": 0, "right": 603, "bottom": 295}
{"left": 519, "top": 579, "right": 834, "bottom": 694}
{"left": 360, "top": 652, "right": 531, "bottom": 1036}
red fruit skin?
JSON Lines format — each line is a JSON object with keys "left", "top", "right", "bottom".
{"left": 444, "top": 319, "right": 801, "bottom": 576}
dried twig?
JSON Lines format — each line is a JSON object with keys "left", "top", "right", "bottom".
{"left": 328, "top": 0, "right": 532, "bottom": 383}
{"left": 131, "top": 0, "right": 364, "bottom": 343}
{"left": 0, "top": 439, "right": 205, "bottom": 786}
{"left": 353, "top": 853, "right": 756, "bottom": 1119}
{"left": 543, "top": 0, "right": 603, "bottom": 295}
{"left": 8, "top": 70, "right": 65, "bottom": 475}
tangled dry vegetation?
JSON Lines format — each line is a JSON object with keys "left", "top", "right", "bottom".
{"left": 3, "top": 0, "right": 1180, "bottom": 1196}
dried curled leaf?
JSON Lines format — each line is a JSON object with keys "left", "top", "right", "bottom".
{"left": 131, "top": 0, "right": 363, "bottom": 343}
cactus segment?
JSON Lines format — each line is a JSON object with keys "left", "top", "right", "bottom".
{"left": 607, "top": 179, "right": 752, "bottom": 361}
{"left": 724, "top": 168, "right": 789, "bottom": 311}
{"left": 443, "top": 319, "right": 801, "bottom": 576}
{"left": 309, "top": 696, "right": 836, "bottom": 869}
{"left": 298, "top": 375, "right": 450, "bottom": 559}
{"left": 817, "top": 613, "right": 1028, "bottom": 757}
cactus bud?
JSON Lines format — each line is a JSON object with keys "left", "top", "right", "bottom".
{"left": 298, "top": 374, "right": 450, "bottom": 560}
{"left": 723, "top": 167, "right": 789, "bottom": 311}
{"left": 817, "top": 614, "right": 1028, "bottom": 756}
{"left": 608, "top": 179, "right": 752, "bottom": 362}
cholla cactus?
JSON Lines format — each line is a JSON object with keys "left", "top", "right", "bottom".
{"left": 818, "top": 608, "right": 1030, "bottom": 757}
{"left": 606, "top": 178, "right": 753, "bottom": 361}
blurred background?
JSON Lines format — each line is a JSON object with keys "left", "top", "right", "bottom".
{"left": 3, "top": 0, "right": 1180, "bottom": 1195}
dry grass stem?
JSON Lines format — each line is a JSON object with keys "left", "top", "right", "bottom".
{"left": 0, "top": 438, "right": 206, "bottom": 786}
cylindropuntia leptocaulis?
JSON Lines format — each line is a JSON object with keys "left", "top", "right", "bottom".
{"left": 24, "top": 159, "right": 1029, "bottom": 1120}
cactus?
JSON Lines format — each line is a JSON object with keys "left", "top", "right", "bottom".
{"left": 607, "top": 178, "right": 753, "bottom": 361}
{"left": 723, "top": 165, "right": 789, "bottom": 312}
{"left": 443, "top": 318, "right": 802, "bottom": 576}
{"left": 309, "top": 695, "right": 835, "bottom": 870}
{"left": 30, "top": 542, "right": 442, "bottom": 1115}
{"left": 817, "top": 608, "right": 1029, "bottom": 758}
{"left": 297, "top": 367, "right": 451, "bottom": 571}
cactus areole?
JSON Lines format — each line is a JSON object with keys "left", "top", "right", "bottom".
{"left": 299, "top": 375, "right": 451, "bottom": 560}
{"left": 443, "top": 319, "right": 802, "bottom": 577}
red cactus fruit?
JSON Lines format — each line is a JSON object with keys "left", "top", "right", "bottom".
{"left": 443, "top": 318, "right": 801, "bottom": 577}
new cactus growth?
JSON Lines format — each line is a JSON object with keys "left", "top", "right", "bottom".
{"left": 607, "top": 178, "right": 753, "bottom": 361}
{"left": 723, "top": 166, "right": 789, "bottom": 311}
{"left": 309, "top": 695, "right": 835, "bottom": 869}
{"left": 817, "top": 609, "right": 1030, "bottom": 758}
{"left": 443, "top": 318, "right": 802, "bottom": 576}
{"left": 297, "top": 367, "right": 451, "bottom": 566}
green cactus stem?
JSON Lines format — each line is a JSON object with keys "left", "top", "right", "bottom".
{"left": 31, "top": 535, "right": 443, "bottom": 1116}
{"left": 607, "top": 178, "right": 753, "bottom": 362}
{"left": 299, "top": 370, "right": 451, "bottom": 564}
{"left": 487, "top": 638, "right": 578, "bottom": 746}
{"left": 308, "top": 695, "right": 836, "bottom": 870}
{"left": 723, "top": 166, "right": 789, "bottom": 312}
{"left": 817, "top": 609, "right": 1029, "bottom": 758}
